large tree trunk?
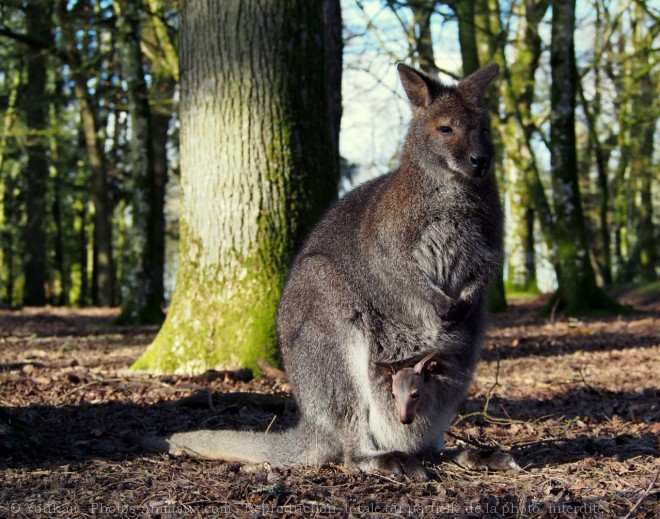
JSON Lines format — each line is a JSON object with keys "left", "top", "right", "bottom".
{"left": 23, "top": 2, "right": 52, "bottom": 306}
{"left": 115, "top": 0, "right": 164, "bottom": 324}
{"left": 134, "top": 0, "right": 338, "bottom": 373}
{"left": 549, "top": 0, "right": 620, "bottom": 314}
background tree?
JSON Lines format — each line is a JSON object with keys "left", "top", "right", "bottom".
{"left": 133, "top": 0, "right": 339, "bottom": 373}
{"left": 114, "top": 0, "right": 164, "bottom": 324}
{"left": 548, "top": 0, "right": 621, "bottom": 313}
{"left": 22, "top": 1, "right": 52, "bottom": 305}
{"left": 0, "top": 0, "right": 656, "bottom": 342}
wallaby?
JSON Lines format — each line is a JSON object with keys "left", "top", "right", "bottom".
{"left": 377, "top": 352, "right": 439, "bottom": 425}
{"left": 143, "top": 62, "right": 503, "bottom": 481}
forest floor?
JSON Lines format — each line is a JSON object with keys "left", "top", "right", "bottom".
{"left": 0, "top": 289, "right": 658, "bottom": 518}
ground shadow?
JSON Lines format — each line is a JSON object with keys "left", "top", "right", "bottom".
{"left": 2, "top": 386, "right": 657, "bottom": 472}
{"left": 481, "top": 330, "right": 659, "bottom": 361}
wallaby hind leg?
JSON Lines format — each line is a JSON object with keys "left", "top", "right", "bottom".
{"left": 348, "top": 451, "right": 429, "bottom": 481}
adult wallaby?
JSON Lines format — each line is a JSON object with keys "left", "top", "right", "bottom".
{"left": 377, "top": 352, "right": 439, "bottom": 425}
{"left": 144, "top": 63, "right": 503, "bottom": 481}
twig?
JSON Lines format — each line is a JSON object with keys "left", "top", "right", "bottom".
{"left": 578, "top": 365, "right": 602, "bottom": 395}
{"left": 446, "top": 430, "right": 489, "bottom": 449}
{"left": 256, "top": 358, "right": 287, "bottom": 381}
{"left": 550, "top": 298, "right": 561, "bottom": 324}
{"left": 482, "top": 355, "right": 501, "bottom": 415}
{"left": 265, "top": 414, "right": 277, "bottom": 434}
{"left": 623, "top": 466, "right": 660, "bottom": 519}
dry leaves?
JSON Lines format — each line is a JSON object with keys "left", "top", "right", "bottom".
{"left": 1, "top": 298, "right": 658, "bottom": 518}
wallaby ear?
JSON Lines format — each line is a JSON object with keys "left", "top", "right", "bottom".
{"left": 458, "top": 63, "right": 499, "bottom": 103}
{"left": 375, "top": 362, "right": 396, "bottom": 376}
{"left": 397, "top": 63, "right": 439, "bottom": 108}
{"left": 413, "top": 352, "right": 438, "bottom": 374}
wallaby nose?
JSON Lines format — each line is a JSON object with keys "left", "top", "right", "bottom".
{"left": 400, "top": 413, "right": 414, "bottom": 425}
{"left": 470, "top": 154, "right": 488, "bottom": 169}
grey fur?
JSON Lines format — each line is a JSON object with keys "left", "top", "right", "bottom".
{"left": 144, "top": 63, "right": 503, "bottom": 480}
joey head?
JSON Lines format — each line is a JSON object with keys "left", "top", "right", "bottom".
{"left": 378, "top": 352, "right": 439, "bottom": 425}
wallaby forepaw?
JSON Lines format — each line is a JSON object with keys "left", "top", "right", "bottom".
{"left": 373, "top": 451, "right": 429, "bottom": 481}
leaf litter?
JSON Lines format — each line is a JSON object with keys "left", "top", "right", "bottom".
{"left": 0, "top": 296, "right": 658, "bottom": 518}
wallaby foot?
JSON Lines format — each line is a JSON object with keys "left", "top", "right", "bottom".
{"left": 353, "top": 451, "right": 429, "bottom": 481}
{"left": 442, "top": 447, "right": 521, "bottom": 471}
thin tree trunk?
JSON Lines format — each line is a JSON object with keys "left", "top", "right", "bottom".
{"left": 134, "top": 0, "right": 338, "bottom": 373}
{"left": 457, "top": 0, "right": 507, "bottom": 311}
{"left": 50, "top": 108, "right": 68, "bottom": 306}
{"left": 578, "top": 82, "right": 613, "bottom": 285}
{"left": 115, "top": 0, "right": 164, "bottom": 323}
{"left": 56, "top": 0, "right": 114, "bottom": 306}
{"left": 75, "top": 200, "right": 90, "bottom": 307}
{"left": 2, "top": 165, "right": 20, "bottom": 305}
{"left": 452, "top": 1, "right": 479, "bottom": 76}
{"left": 0, "top": 68, "right": 20, "bottom": 305}
{"left": 23, "top": 2, "right": 52, "bottom": 306}
{"left": 630, "top": 7, "right": 658, "bottom": 282}
{"left": 409, "top": 1, "right": 440, "bottom": 74}
{"left": 549, "top": 0, "right": 621, "bottom": 313}
{"left": 500, "top": 0, "right": 549, "bottom": 292}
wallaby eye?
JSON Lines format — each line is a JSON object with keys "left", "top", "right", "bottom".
{"left": 438, "top": 126, "right": 453, "bottom": 135}
{"left": 410, "top": 391, "right": 419, "bottom": 399}
{"left": 391, "top": 393, "right": 396, "bottom": 400}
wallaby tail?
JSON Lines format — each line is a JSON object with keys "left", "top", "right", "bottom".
{"left": 142, "top": 426, "right": 329, "bottom": 467}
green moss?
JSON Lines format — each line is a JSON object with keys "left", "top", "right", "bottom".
{"left": 540, "top": 286, "right": 634, "bottom": 317}
{"left": 131, "top": 251, "right": 283, "bottom": 375}
{"left": 637, "top": 281, "right": 660, "bottom": 295}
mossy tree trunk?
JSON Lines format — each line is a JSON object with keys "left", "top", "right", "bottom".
{"left": 133, "top": 0, "right": 338, "bottom": 374}
{"left": 549, "top": 0, "right": 621, "bottom": 314}
{"left": 115, "top": 0, "right": 165, "bottom": 324}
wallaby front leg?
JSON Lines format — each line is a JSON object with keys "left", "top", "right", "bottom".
{"left": 347, "top": 451, "right": 429, "bottom": 481}
{"left": 421, "top": 280, "right": 470, "bottom": 325}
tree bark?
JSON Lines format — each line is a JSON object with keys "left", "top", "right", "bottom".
{"left": 323, "top": 0, "right": 343, "bottom": 172}
{"left": 134, "top": 0, "right": 339, "bottom": 373}
{"left": 23, "top": 2, "right": 52, "bottom": 306}
{"left": 453, "top": 1, "right": 479, "bottom": 77}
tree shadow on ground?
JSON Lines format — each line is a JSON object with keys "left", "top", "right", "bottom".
{"left": 0, "top": 308, "right": 158, "bottom": 338}
{"left": 481, "top": 330, "right": 658, "bottom": 361}
{"left": 2, "top": 387, "right": 657, "bottom": 472}
{"left": 510, "top": 433, "right": 659, "bottom": 469}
